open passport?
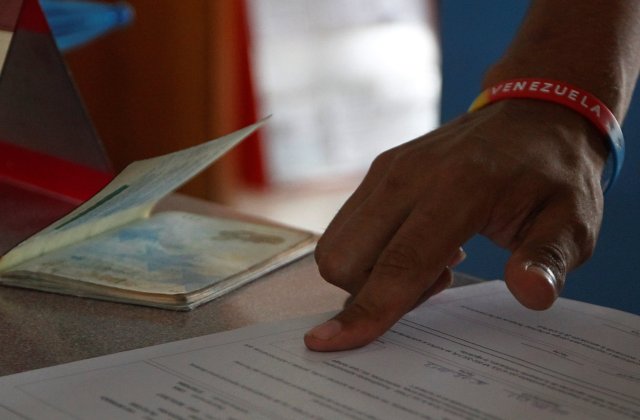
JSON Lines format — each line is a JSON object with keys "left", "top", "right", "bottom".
{"left": 0, "top": 120, "right": 318, "bottom": 310}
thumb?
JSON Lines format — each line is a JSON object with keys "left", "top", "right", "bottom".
{"left": 505, "top": 257, "right": 560, "bottom": 311}
{"left": 504, "top": 203, "right": 597, "bottom": 310}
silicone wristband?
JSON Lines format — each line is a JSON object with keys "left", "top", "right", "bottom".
{"left": 468, "top": 78, "right": 624, "bottom": 192}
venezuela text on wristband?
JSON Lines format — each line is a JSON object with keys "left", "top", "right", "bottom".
{"left": 468, "top": 78, "right": 624, "bottom": 193}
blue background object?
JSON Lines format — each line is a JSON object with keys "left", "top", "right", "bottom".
{"left": 440, "top": 1, "right": 640, "bottom": 314}
{"left": 40, "top": 0, "right": 134, "bottom": 52}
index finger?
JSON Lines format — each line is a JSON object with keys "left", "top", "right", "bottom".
{"left": 305, "top": 196, "right": 480, "bottom": 351}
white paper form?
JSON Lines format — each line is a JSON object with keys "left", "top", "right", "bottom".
{"left": 1, "top": 281, "right": 639, "bottom": 419}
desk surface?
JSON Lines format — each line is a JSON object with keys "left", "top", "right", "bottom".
{"left": 0, "top": 194, "right": 478, "bottom": 376}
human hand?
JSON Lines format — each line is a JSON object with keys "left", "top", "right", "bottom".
{"left": 305, "top": 99, "right": 608, "bottom": 352}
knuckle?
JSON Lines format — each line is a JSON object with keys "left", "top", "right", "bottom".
{"left": 382, "top": 169, "right": 408, "bottom": 192}
{"left": 380, "top": 158, "right": 416, "bottom": 193}
{"left": 314, "top": 237, "right": 328, "bottom": 264}
{"left": 372, "top": 149, "right": 419, "bottom": 193}
{"left": 533, "top": 242, "right": 569, "bottom": 279}
{"left": 370, "top": 149, "right": 396, "bottom": 173}
{"left": 375, "top": 241, "right": 421, "bottom": 278}
{"left": 316, "top": 249, "right": 357, "bottom": 285}
{"left": 339, "top": 300, "right": 394, "bottom": 340}
{"left": 566, "top": 214, "right": 599, "bottom": 264}
{"left": 347, "top": 301, "right": 386, "bottom": 324}
{"left": 551, "top": 196, "right": 601, "bottom": 266}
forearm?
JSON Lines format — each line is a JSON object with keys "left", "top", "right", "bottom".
{"left": 485, "top": 0, "right": 640, "bottom": 120}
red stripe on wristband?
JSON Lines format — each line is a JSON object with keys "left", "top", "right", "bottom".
{"left": 468, "top": 78, "right": 624, "bottom": 192}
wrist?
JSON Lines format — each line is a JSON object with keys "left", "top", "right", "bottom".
{"left": 470, "top": 98, "right": 610, "bottom": 192}
{"left": 483, "top": 61, "right": 628, "bottom": 119}
{"left": 469, "top": 78, "right": 623, "bottom": 192}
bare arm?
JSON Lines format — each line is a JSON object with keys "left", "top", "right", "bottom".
{"left": 305, "top": 0, "right": 640, "bottom": 352}
{"left": 486, "top": 0, "right": 640, "bottom": 117}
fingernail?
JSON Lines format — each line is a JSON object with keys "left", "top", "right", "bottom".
{"left": 305, "top": 319, "right": 342, "bottom": 340}
{"left": 526, "top": 263, "right": 560, "bottom": 298}
{"left": 449, "top": 248, "right": 467, "bottom": 267}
